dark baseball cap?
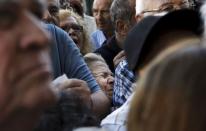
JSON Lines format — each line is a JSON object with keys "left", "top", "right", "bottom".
{"left": 124, "top": 9, "right": 203, "bottom": 71}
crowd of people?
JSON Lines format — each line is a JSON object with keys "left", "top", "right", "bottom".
{"left": 1, "top": 0, "right": 206, "bottom": 131}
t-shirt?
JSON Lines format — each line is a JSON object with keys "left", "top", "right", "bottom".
{"left": 47, "top": 24, "right": 100, "bottom": 93}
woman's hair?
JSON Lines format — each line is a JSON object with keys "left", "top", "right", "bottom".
{"left": 128, "top": 45, "right": 206, "bottom": 131}
{"left": 59, "top": 9, "right": 92, "bottom": 55}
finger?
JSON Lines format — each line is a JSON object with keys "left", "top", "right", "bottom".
{"left": 114, "top": 51, "right": 125, "bottom": 60}
{"left": 118, "top": 56, "right": 126, "bottom": 62}
{"left": 114, "top": 55, "right": 126, "bottom": 67}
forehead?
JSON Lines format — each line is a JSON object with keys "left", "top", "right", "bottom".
{"left": 62, "top": 16, "right": 78, "bottom": 24}
{"left": 93, "top": 0, "right": 111, "bottom": 9}
{"left": 92, "top": 61, "right": 111, "bottom": 73}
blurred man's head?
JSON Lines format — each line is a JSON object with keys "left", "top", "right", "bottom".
{"left": 92, "top": 0, "right": 113, "bottom": 36}
{"left": 110, "top": 0, "right": 136, "bottom": 48}
{"left": 0, "top": 0, "right": 56, "bottom": 130}
{"left": 135, "top": 0, "right": 190, "bottom": 22}
{"left": 124, "top": 10, "right": 203, "bottom": 74}
{"left": 43, "top": 0, "right": 60, "bottom": 26}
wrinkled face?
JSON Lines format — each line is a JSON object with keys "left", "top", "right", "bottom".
{"left": 92, "top": 0, "right": 113, "bottom": 32}
{"left": 43, "top": 0, "right": 60, "bottom": 26}
{"left": 60, "top": 16, "right": 84, "bottom": 50}
{"left": 92, "top": 61, "right": 114, "bottom": 100}
{"left": 0, "top": 0, "right": 56, "bottom": 130}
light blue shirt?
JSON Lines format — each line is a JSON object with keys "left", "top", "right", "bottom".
{"left": 91, "top": 29, "right": 106, "bottom": 50}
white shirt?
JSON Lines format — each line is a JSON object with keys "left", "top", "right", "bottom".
{"left": 101, "top": 93, "right": 134, "bottom": 131}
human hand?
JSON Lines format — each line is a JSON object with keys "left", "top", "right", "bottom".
{"left": 113, "top": 51, "right": 125, "bottom": 68}
{"left": 52, "top": 77, "right": 92, "bottom": 109}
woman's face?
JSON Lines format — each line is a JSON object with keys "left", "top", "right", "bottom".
{"left": 92, "top": 61, "right": 114, "bottom": 100}
{"left": 60, "top": 16, "right": 84, "bottom": 50}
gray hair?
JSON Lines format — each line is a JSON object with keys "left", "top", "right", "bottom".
{"left": 84, "top": 53, "right": 107, "bottom": 71}
{"left": 110, "top": 0, "right": 134, "bottom": 24}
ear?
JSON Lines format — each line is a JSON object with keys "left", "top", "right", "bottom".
{"left": 116, "top": 19, "right": 129, "bottom": 36}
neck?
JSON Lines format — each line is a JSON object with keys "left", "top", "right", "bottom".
{"left": 115, "top": 32, "right": 125, "bottom": 49}
{"left": 103, "top": 30, "right": 114, "bottom": 39}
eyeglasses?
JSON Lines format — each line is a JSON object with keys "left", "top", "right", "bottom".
{"left": 140, "top": 1, "right": 192, "bottom": 16}
{"left": 61, "top": 23, "right": 83, "bottom": 33}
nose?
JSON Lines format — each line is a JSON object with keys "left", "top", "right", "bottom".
{"left": 107, "top": 76, "right": 114, "bottom": 86}
{"left": 95, "top": 12, "right": 103, "bottom": 21}
{"left": 19, "top": 12, "right": 50, "bottom": 50}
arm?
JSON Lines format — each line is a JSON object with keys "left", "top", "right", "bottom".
{"left": 53, "top": 26, "right": 110, "bottom": 118}
{"left": 91, "top": 91, "right": 110, "bottom": 119}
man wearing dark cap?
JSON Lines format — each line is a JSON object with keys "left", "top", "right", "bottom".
{"left": 125, "top": 9, "right": 202, "bottom": 72}
{"left": 113, "top": 0, "right": 193, "bottom": 108}
{"left": 101, "top": 9, "right": 203, "bottom": 131}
